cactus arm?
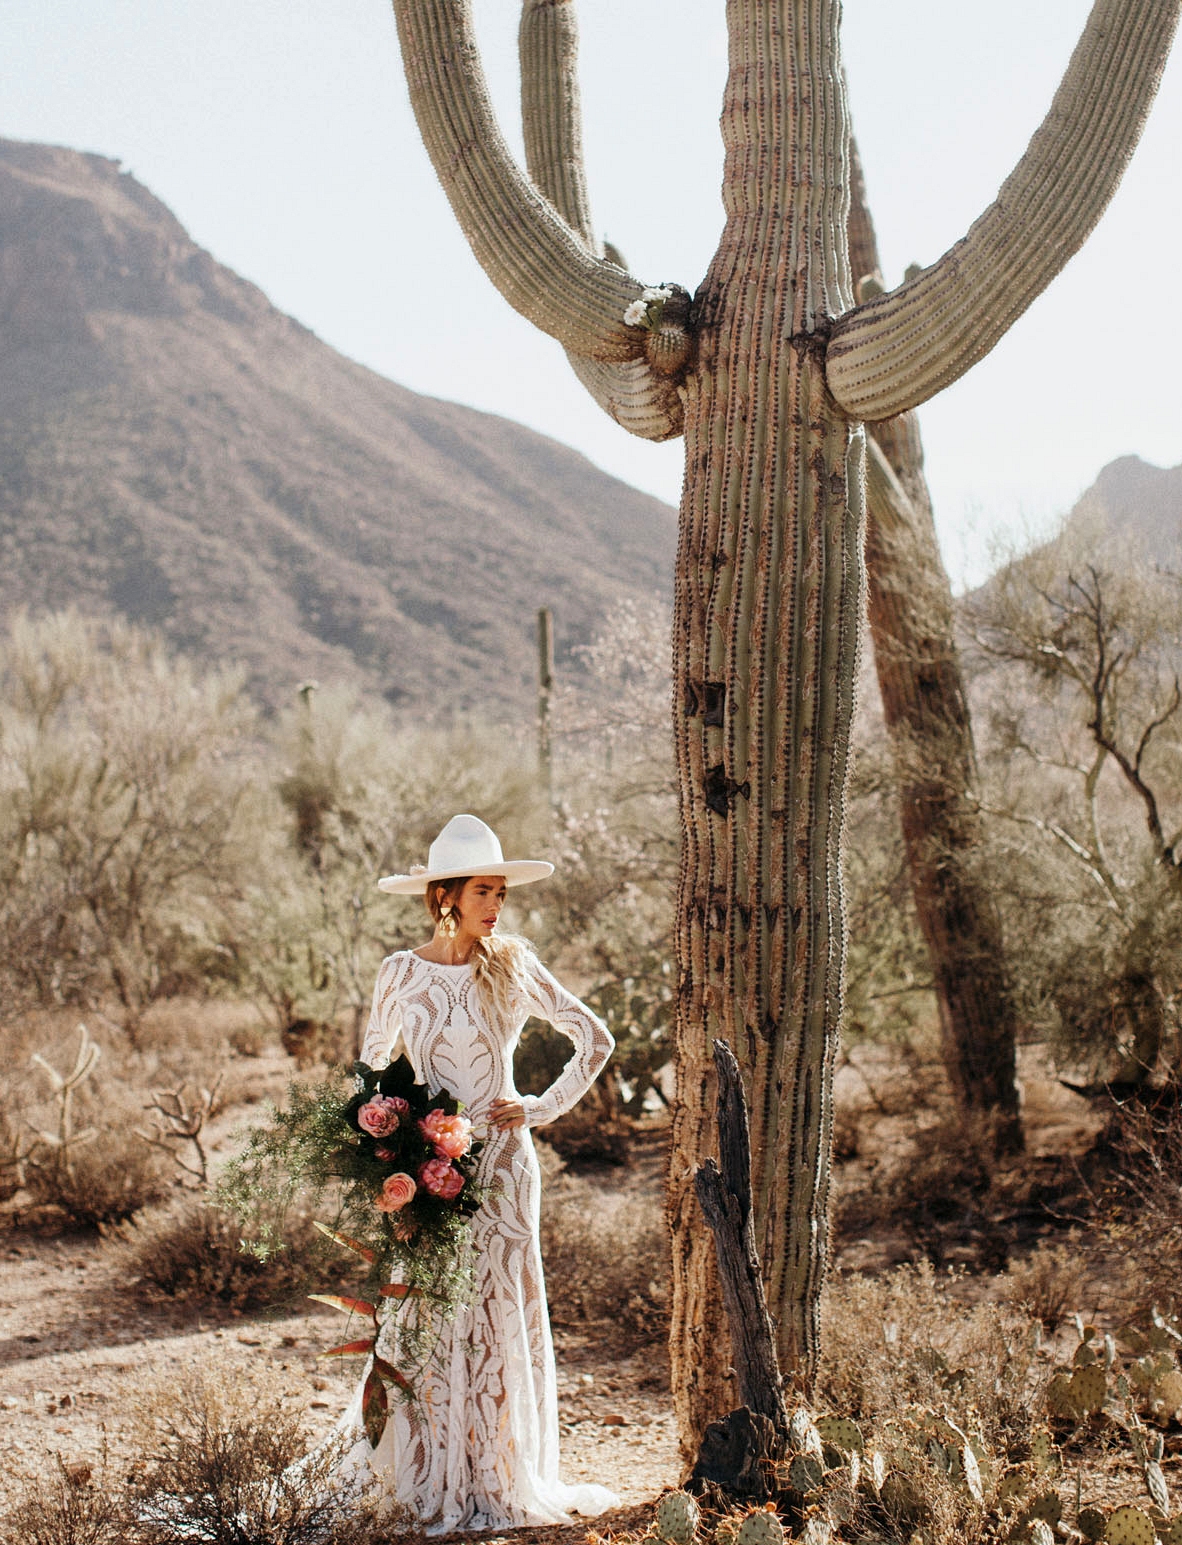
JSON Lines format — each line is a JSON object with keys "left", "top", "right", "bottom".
{"left": 518, "top": 0, "right": 688, "bottom": 439}
{"left": 393, "top": 0, "right": 654, "bottom": 363}
{"left": 826, "top": 0, "right": 1181, "bottom": 420}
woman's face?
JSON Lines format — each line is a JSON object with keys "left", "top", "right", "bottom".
{"left": 450, "top": 875, "right": 507, "bottom": 940}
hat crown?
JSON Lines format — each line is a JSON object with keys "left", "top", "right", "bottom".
{"left": 426, "top": 814, "right": 505, "bottom": 875}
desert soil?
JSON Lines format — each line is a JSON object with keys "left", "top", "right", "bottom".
{"left": 0, "top": 1036, "right": 1112, "bottom": 1539}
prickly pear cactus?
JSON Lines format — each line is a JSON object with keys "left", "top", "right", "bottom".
{"left": 1104, "top": 1505, "right": 1156, "bottom": 1545}
{"left": 1069, "top": 1363, "right": 1108, "bottom": 1414}
{"left": 997, "top": 1464, "right": 1035, "bottom": 1510}
{"left": 1030, "top": 1428, "right": 1061, "bottom": 1473}
{"left": 1078, "top": 1506, "right": 1107, "bottom": 1541}
{"left": 815, "top": 1415, "right": 865, "bottom": 1457}
{"left": 788, "top": 1455, "right": 825, "bottom": 1494}
{"left": 734, "top": 1509, "right": 786, "bottom": 1545}
{"left": 788, "top": 1407, "right": 824, "bottom": 1460}
{"left": 656, "top": 1491, "right": 701, "bottom": 1545}
{"left": 1046, "top": 1373, "right": 1080, "bottom": 1420}
{"left": 1162, "top": 1517, "right": 1182, "bottom": 1545}
{"left": 1022, "top": 1491, "right": 1063, "bottom": 1529}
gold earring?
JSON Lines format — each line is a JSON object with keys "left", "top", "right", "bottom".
{"left": 439, "top": 904, "right": 458, "bottom": 938}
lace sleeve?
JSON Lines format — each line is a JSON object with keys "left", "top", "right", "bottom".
{"left": 360, "top": 954, "right": 407, "bottom": 1070}
{"left": 518, "top": 959, "right": 614, "bottom": 1129}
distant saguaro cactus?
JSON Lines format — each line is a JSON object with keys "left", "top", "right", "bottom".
{"left": 389, "top": 0, "right": 1179, "bottom": 1452}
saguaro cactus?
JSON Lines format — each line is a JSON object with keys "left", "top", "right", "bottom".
{"left": 389, "top": 0, "right": 1179, "bottom": 1453}
{"left": 848, "top": 142, "right": 1025, "bottom": 1155}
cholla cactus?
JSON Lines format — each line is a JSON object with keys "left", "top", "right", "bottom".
{"left": 390, "top": 0, "right": 1182, "bottom": 1449}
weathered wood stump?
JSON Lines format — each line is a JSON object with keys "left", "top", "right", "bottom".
{"left": 688, "top": 1039, "right": 791, "bottom": 1500}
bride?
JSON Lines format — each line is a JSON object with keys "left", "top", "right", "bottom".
{"left": 323, "top": 813, "right": 621, "bottom": 1533}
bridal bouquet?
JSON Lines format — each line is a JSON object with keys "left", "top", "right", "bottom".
{"left": 217, "top": 1056, "right": 487, "bottom": 1298}
{"left": 216, "top": 1056, "right": 488, "bottom": 1439}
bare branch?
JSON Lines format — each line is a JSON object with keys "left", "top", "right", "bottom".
{"left": 826, "top": 0, "right": 1181, "bottom": 419}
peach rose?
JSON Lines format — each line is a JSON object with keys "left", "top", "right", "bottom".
{"left": 374, "top": 1172, "right": 417, "bottom": 1213}
{"left": 357, "top": 1095, "right": 409, "bottom": 1138}
{"left": 418, "top": 1109, "right": 472, "bottom": 1160}
{"left": 418, "top": 1157, "right": 465, "bottom": 1200}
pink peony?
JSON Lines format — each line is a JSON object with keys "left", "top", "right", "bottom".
{"left": 418, "top": 1109, "right": 472, "bottom": 1160}
{"left": 357, "top": 1095, "right": 409, "bottom": 1138}
{"left": 418, "top": 1156, "right": 465, "bottom": 1200}
{"left": 374, "top": 1172, "right": 417, "bottom": 1213}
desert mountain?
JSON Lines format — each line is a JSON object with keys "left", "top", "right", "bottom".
{"left": 0, "top": 138, "right": 677, "bottom": 717}
{"left": 1060, "top": 454, "right": 1182, "bottom": 566}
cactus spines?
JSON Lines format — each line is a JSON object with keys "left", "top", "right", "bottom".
{"left": 734, "top": 1509, "right": 786, "bottom": 1545}
{"left": 1030, "top": 1520, "right": 1056, "bottom": 1545}
{"left": 1104, "top": 1506, "right": 1157, "bottom": 1545}
{"left": 1023, "top": 1491, "right": 1064, "bottom": 1529}
{"left": 1069, "top": 1364, "right": 1108, "bottom": 1414}
{"left": 788, "top": 1408, "right": 825, "bottom": 1460}
{"left": 1079, "top": 1507, "right": 1108, "bottom": 1541}
{"left": 997, "top": 1466, "right": 1035, "bottom": 1510}
{"left": 656, "top": 1491, "right": 701, "bottom": 1545}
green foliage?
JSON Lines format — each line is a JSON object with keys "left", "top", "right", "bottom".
{"left": 0, "top": 610, "right": 265, "bottom": 1029}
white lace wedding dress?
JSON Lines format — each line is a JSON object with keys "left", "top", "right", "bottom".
{"left": 321, "top": 948, "right": 620, "bottom": 1534}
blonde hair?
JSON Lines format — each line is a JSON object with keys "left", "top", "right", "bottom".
{"left": 427, "top": 877, "right": 535, "bottom": 1024}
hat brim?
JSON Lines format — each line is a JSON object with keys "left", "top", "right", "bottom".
{"left": 377, "top": 861, "right": 554, "bottom": 896}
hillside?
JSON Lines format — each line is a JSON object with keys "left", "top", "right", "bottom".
{"left": 0, "top": 138, "right": 677, "bottom": 716}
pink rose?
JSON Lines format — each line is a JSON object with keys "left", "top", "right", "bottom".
{"left": 357, "top": 1095, "right": 409, "bottom": 1138}
{"left": 374, "top": 1172, "right": 417, "bottom": 1213}
{"left": 418, "top": 1109, "right": 473, "bottom": 1160}
{"left": 418, "top": 1157, "right": 465, "bottom": 1200}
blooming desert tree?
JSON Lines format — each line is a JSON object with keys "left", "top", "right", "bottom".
{"left": 388, "top": 0, "right": 1180, "bottom": 1451}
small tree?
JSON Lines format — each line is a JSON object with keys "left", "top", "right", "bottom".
{"left": 968, "top": 543, "right": 1182, "bottom": 1085}
{"left": 0, "top": 610, "right": 263, "bottom": 1033}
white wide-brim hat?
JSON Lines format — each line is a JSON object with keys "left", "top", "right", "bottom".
{"left": 378, "top": 814, "right": 554, "bottom": 895}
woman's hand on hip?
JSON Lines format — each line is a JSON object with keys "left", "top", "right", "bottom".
{"left": 489, "top": 1098, "right": 525, "bottom": 1132}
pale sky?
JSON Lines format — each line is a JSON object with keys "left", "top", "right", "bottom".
{"left": 3, "top": 1, "right": 1180, "bottom": 587}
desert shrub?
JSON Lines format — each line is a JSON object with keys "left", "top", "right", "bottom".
{"left": 819, "top": 1262, "right": 1046, "bottom": 1448}
{"left": 1098, "top": 1094, "right": 1182, "bottom": 1319}
{"left": 1000, "top": 1237, "right": 1091, "bottom": 1331}
{"left": 0, "top": 610, "right": 268, "bottom": 1033}
{"left": 538, "top": 1155, "right": 668, "bottom": 1344}
{"left": 129, "top": 1366, "right": 400, "bottom": 1544}
{"left": 2, "top": 1453, "right": 128, "bottom": 1545}
{"left": 25, "top": 1133, "right": 171, "bottom": 1229}
{"left": 118, "top": 1199, "right": 334, "bottom": 1309}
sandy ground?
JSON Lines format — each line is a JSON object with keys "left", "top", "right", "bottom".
{"left": 0, "top": 1230, "right": 678, "bottom": 1528}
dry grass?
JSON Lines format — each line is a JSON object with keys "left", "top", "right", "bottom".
{"left": 998, "top": 1237, "right": 1091, "bottom": 1331}
{"left": 2, "top": 1451, "right": 128, "bottom": 1545}
{"left": 128, "top": 1366, "right": 404, "bottom": 1544}
{"left": 116, "top": 1198, "right": 335, "bottom": 1310}
{"left": 5, "top": 1367, "right": 409, "bottom": 1544}
{"left": 539, "top": 1142, "right": 668, "bottom": 1347}
{"left": 819, "top": 1262, "right": 1047, "bottom": 1448}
